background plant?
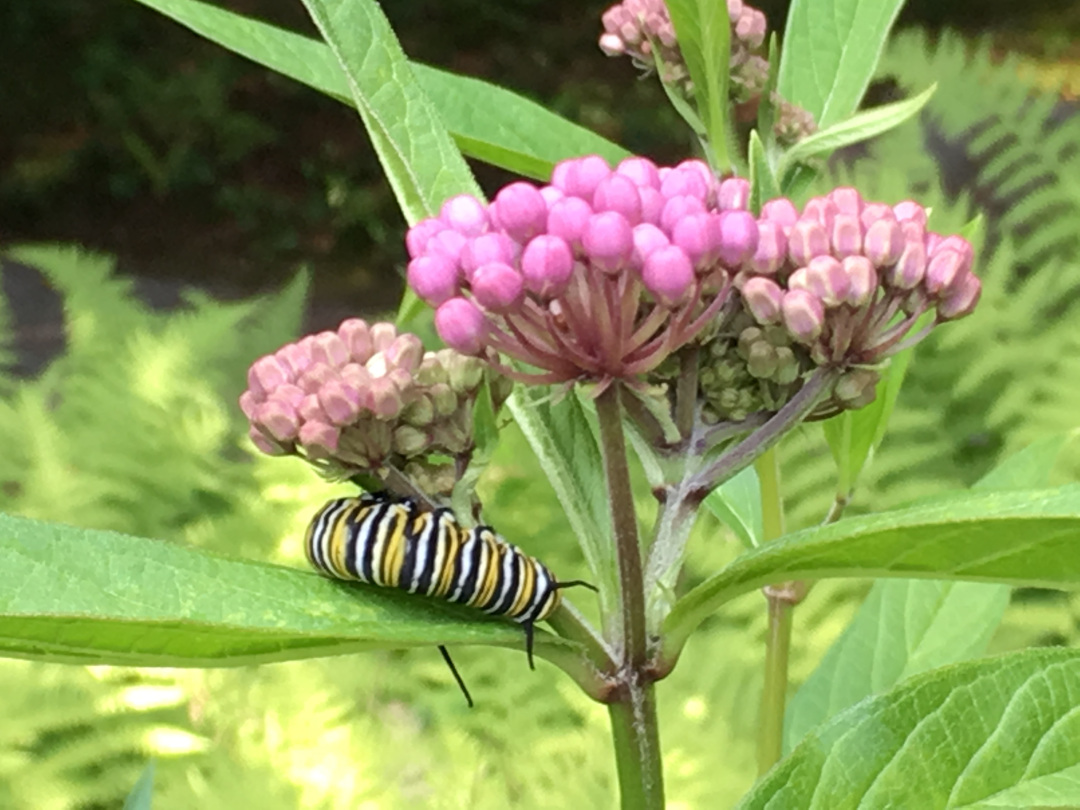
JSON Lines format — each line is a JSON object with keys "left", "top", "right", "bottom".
{"left": 3, "top": 0, "right": 1080, "bottom": 808}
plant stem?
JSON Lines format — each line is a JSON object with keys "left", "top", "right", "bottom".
{"left": 756, "top": 588, "right": 794, "bottom": 774}
{"left": 595, "top": 383, "right": 664, "bottom": 809}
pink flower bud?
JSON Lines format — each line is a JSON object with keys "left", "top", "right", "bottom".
{"left": 435, "top": 297, "right": 488, "bottom": 356}
{"left": 405, "top": 218, "right": 445, "bottom": 258}
{"left": 368, "top": 376, "right": 404, "bottom": 420}
{"left": 440, "top": 194, "right": 489, "bottom": 236}
{"left": 407, "top": 255, "right": 460, "bottom": 306}
{"left": 256, "top": 398, "right": 301, "bottom": 442}
{"left": 661, "top": 165, "right": 710, "bottom": 201}
{"left": 339, "top": 363, "right": 373, "bottom": 392}
{"left": 338, "top": 319, "right": 373, "bottom": 363}
{"left": 841, "top": 256, "right": 877, "bottom": 307}
{"left": 781, "top": 289, "right": 825, "bottom": 344}
{"left": 248, "top": 354, "right": 291, "bottom": 397}
{"left": 426, "top": 229, "right": 468, "bottom": 264}
{"left": 639, "top": 187, "right": 665, "bottom": 225}
{"left": 615, "top": 156, "right": 661, "bottom": 188}
{"left": 309, "top": 332, "right": 349, "bottom": 367}
{"left": 472, "top": 262, "right": 525, "bottom": 312}
{"left": 460, "top": 232, "right": 519, "bottom": 281}
{"left": 547, "top": 196, "right": 594, "bottom": 247}
{"left": 761, "top": 197, "right": 800, "bottom": 229}
{"left": 599, "top": 33, "right": 627, "bottom": 55}
{"left": 642, "top": 245, "right": 694, "bottom": 307}
{"left": 937, "top": 272, "right": 981, "bottom": 320}
{"left": 804, "top": 255, "right": 850, "bottom": 308}
{"left": 750, "top": 221, "right": 787, "bottom": 275}
{"left": 249, "top": 425, "right": 286, "bottom": 455}
{"left": 863, "top": 217, "right": 904, "bottom": 267}
{"left": 859, "top": 202, "right": 894, "bottom": 229}
{"left": 385, "top": 334, "right": 424, "bottom": 373}
{"left": 277, "top": 341, "right": 314, "bottom": 378}
{"left": 718, "top": 177, "right": 750, "bottom": 211}
{"left": 631, "top": 223, "right": 670, "bottom": 269}
{"left": 370, "top": 323, "right": 398, "bottom": 353}
{"left": 593, "top": 174, "right": 644, "bottom": 224}
{"left": 893, "top": 200, "right": 927, "bottom": 227}
{"left": 802, "top": 197, "right": 838, "bottom": 231}
{"left": 298, "top": 420, "right": 340, "bottom": 458}
{"left": 583, "top": 211, "right": 634, "bottom": 273}
{"left": 787, "top": 218, "right": 829, "bottom": 266}
{"left": 672, "top": 213, "right": 721, "bottom": 268}
{"left": 828, "top": 187, "right": 863, "bottom": 216}
{"left": 554, "top": 155, "right": 612, "bottom": 199}
{"left": 742, "top": 276, "right": 784, "bottom": 324}
{"left": 831, "top": 214, "right": 862, "bottom": 258}
{"left": 239, "top": 390, "right": 259, "bottom": 419}
{"left": 888, "top": 237, "right": 927, "bottom": 289}
{"left": 491, "top": 182, "right": 548, "bottom": 242}
{"left": 925, "top": 250, "right": 965, "bottom": 295}
{"left": 540, "top": 186, "right": 564, "bottom": 205}
{"left": 717, "top": 210, "right": 760, "bottom": 266}
{"left": 521, "top": 235, "right": 574, "bottom": 298}
{"left": 932, "top": 235, "right": 974, "bottom": 266}
{"left": 297, "top": 393, "right": 328, "bottom": 423}
{"left": 660, "top": 195, "right": 706, "bottom": 233}
{"left": 318, "top": 381, "right": 363, "bottom": 426}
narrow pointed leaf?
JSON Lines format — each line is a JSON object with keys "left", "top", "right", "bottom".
{"left": 777, "top": 0, "right": 905, "bottom": 129}
{"left": 298, "top": 0, "right": 478, "bottom": 222}
{"left": 130, "top": 0, "right": 626, "bottom": 181}
{"left": 739, "top": 649, "right": 1080, "bottom": 809}
{"left": 778, "top": 84, "right": 936, "bottom": 176}
{"left": 122, "top": 761, "right": 156, "bottom": 810}
{"left": 704, "top": 465, "right": 763, "bottom": 549}
{"left": 0, "top": 513, "right": 576, "bottom": 667}
{"left": 663, "top": 485, "right": 1080, "bottom": 659}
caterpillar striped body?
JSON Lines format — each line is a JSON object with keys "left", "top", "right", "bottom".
{"left": 304, "top": 491, "right": 591, "bottom": 705}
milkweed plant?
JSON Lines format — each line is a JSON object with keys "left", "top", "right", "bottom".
{"left": 5, "top": 0, "right": 1080, "bottom": 808}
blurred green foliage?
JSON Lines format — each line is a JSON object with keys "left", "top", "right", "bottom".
{"left": 2, "top": 19, "right": 1080, "bottom": 810}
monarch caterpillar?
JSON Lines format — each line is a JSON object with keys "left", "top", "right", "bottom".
{"left": 304, "top": 491, "right": 594, "bottom": 706}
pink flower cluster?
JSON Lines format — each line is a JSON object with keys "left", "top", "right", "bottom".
{"left": 737, "top": 188, "right": 980, "bottom": 367}
{"left": 240, "top": 319, "right": 493, "bottom": 475}
{"left": 599, "top": 0, "right": 767, "bottom": 97}
{"left": 406, "top": 156, "right": 759, "bottom": 387}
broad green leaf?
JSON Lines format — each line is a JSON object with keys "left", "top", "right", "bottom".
{"left": 777, "top": 84, "right": 936, "bottom": 176}
{"left": 663, "top": 485, "right": 1080, "bottom": 659}
{"left": 298, "top": 0, "right": 478, "bottom": 223}
{"left": 784, "top": 436, "right": 1069, "bottom": 751}
{"left": 508, "top": 389, "right": 617, "bottom": 619}
{"left": 130, "top": 0, "right": 627, "bottom": 181}
{"left": 704, "top": 465, "right": 763, "bottom": 549}
{"left": 739, "top": 649, "right": 1080, "bottom": 809}
{"left": 666, "top": 0, "right": 731, "bottom": 168}
{"left": 122, "top": 761, "right": 155, "bottom": 810}
{"left": 777, "top": 0, "right": 905, "bottom": 130}
{"left": 783, "top": 580, "right": 1011, "bottom": 752}
{"left": 822, "top": 348, "right": 913, "bottom": 496}
{"left": 0, "top": 512, "right": 577, "bottom": 667}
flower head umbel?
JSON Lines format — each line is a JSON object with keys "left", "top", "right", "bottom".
{"left": 240, "top": 319, "right": 507, "bottom": 491}
{"left": 655, "top": 187, "right": 980, "bottom": 422}
{"left": 598, "top": 0, "right": 815, "bottom": 145}
{"left": 407, "top": 155, "right": 758, "bottom": 391}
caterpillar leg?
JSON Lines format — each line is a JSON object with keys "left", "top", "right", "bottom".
{"left": 523, "top": 621, "right": 535, "bottom": 671}
{"left": 438, "top": 645, "right": 473, "bottom": 708}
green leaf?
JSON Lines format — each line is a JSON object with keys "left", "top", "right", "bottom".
{"left": 783, "top": 436, "right": 1069, "bottom": 751}
{"left": 739, "top": 649, "right": 1080, "bottom": 809}
{"left": 130, "top": 0, "right": 626, "bottom": 181}
{"left": 297, "top": 0, "right": 478, "bottom": 223}
{"left": 507, "top": 389, "right": 617, "bottom": 618}
{"left": 703, "top": 465, "right": 763, "bottom": 549}
{"left": 663, "top": 485, "right": 1080, "bottom": 659}
{"left": 666, "top": 0, "right": 731, "bottom": 168}
{"left": 122, "top": 761, "right": 155, "bottom": 810}
{"left": 748, "top": 129, "right": 780, "bottom": 214}
{"left": 0, "top": 512, "right": 576, "bottom": 666}
{"left": 822, "top": 348, "right": 913, "bottom": 496}
{"left": 778, "top": 84, "right": 936, "bottom": 176}
{"left": 777, "top": 0, "right": 905, "bottom": 129}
